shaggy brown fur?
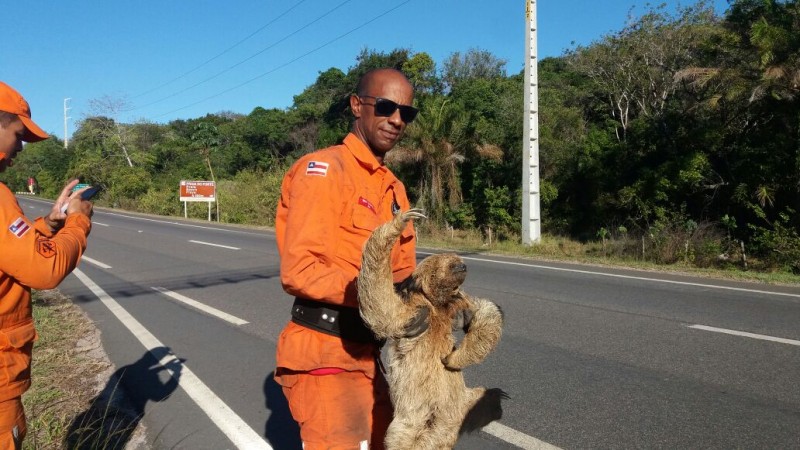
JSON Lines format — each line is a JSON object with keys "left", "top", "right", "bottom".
{"left": 358, "top": 209, "right": 505, "bottom": 450}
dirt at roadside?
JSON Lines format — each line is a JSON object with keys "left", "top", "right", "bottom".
{"left": 25, "top": 290, "right": 149, "bottom": 449}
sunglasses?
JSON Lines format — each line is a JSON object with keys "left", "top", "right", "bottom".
{"left": 358, "top": 95, "right": 419, "bottom": 123}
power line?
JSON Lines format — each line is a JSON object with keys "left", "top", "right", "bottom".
{"left": 132, "top": 0, "right": 353, "bottom": 112}
{"left": 154, "top": 0, "right": 412, "bottom": 119}
{"left": 132, "top": 0, "right": 310, "bottom": 99}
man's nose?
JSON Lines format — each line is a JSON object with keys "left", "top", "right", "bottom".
{"left": 387, "top": 110, "right": 404, "bottom": 127}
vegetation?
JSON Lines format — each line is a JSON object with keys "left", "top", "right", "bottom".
{"left": 4, "top": 0, "right": 799, "bottom": 275}
{"left": 23, "top": 290, "right": 125, "bottom": 449}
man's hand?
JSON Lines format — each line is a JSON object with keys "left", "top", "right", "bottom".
{"left": 402, "top": 307, "right": 429, "bottom": 338}
{"left": 45, "top": 179, "right": 93, "bottom": 231}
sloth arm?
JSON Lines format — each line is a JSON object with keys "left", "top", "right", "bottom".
{"left": 358, "top": 210, "right": 425, "bottom": 339}
{"left": 443, "top": 295, "right": 503, "bottom": 370}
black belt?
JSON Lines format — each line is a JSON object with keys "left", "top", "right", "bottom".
{"left": 291, "top": 297, "right": 380, "bottom": 345}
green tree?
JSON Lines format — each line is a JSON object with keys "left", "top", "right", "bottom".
{"left": 191, "top": 122, "right": 222, "bottom": 220}
{"left": 390, "top": 96, "right": 467, "bottom": 223}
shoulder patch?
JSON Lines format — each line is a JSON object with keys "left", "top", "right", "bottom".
{"left": 305, "top": 161, "right": 329, "bottom": 177}
{"left": 8, "top": 217, "right": 31, "bottom": 238}
{"left": 37, "top": 239, "right": 57, "bottom": 258}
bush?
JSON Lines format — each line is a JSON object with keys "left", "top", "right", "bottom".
{"left": 749, "top": 210, "right": 800, "bottom": 274}
{"left": 217, "top": 168, "right": 285, "bottom": 225}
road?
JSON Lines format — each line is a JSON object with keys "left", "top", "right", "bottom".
{"left": 18, "top": 196, "right": 800, "bottom": 449}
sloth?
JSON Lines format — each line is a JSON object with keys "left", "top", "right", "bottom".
{"left": 358, "top": 208, "right": 506, "bottom": 450}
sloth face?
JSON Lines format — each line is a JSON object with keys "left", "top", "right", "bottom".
{"left": 413, "top": 253, "right": 467, "bottom": 306}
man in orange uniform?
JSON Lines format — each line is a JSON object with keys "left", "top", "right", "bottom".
{"left": 0, "top": 81, "right": 93, "bottom": 449}
{"left": 275, "top": 68, "right": 425, "bottom": 449}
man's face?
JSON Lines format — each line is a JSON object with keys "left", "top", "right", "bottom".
{"left": 0, "top": 117, "right": 25, "bottom": 172}
{"left": 351, "top": 74, "right": 415, "bottom": 157}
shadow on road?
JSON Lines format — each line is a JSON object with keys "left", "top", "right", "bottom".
{"left": 264, "top": 370, "right": 302, "bottom": 449}
{"left": 64, "top": 346, "right": 183, "bottom": 449}
{"left": 70, "top": 267, "right": 278, "bottom": 304}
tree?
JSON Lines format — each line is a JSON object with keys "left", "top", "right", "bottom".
{"left": 191, "top": 122, "right": 222, "bottom": 221}
{"left": 569, "top": 2, "right": 720, "bottom": 140}
{"left": 389, "top": 96, "right": 467, "bottom": 223}
{"left": 86, "top": 95, "right": 136, "bottom": 167}
{"left": 441, "top": 48, "right": 507, "bottom": 92}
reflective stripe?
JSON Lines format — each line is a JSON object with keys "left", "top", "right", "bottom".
{"left": 360, "top": 440, "right": 368, "bottom": 450}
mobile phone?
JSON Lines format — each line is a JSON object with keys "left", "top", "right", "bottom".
{"left": 78, "top": 185, "right": 102, "bottom": 200}
{"left": 60, "top": 185, "right": 101, "bottom": 213}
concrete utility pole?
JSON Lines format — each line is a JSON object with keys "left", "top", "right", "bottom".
{"left": 522, "top": 0, "right": 541, "bottom": 244}
{"left": 63, "top": 98, "right": 71, "bottom": 149}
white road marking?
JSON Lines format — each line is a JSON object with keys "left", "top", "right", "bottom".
{"left": 81, "top": 256, "right": 112, "bottom": 269}
{"left": 92, "top": 221, "right": 110, "bottom": 227}
{"left": 151, "top": 287, "right": 248, "bottom": 326}
{"left": 189, "top": 240, "right": 240, "bottom": 250}
{"left": 72, "top": 269, "right": 271, "bottom": 450}
{"left": 483, "top": 422, "right": 561, "bottom": 449}
{"left": 418, "top": 252, "right": 800, "bottom": 300}
{"left": 688, "top": 324, "right": 800, "bottom": 346}
{"left": 102, "top": 211, "right": 266, "bottom": 236}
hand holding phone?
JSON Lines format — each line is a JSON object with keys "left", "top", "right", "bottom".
{"left": 61, "top": 185, "right": 101, "bottom": 213}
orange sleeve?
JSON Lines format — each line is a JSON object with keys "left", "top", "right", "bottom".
{"left": 0, "top": 185, "right": 90, "bottom": 290}
{"left": 276, "top": 155, "right": 354, "bottom": 304}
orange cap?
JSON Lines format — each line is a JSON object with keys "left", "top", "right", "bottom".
{"left": 0, "top": 81, "right": 49, "bottom": 142}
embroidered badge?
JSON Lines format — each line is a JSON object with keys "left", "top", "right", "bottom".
{"left": 305, "top": 161, "right": 329, "bottom": 177}
{"left": 358, "top": 196, "right": 377, "bottom": 214}
{"left": 37, "top": 239, "right": 57, "bottom": 258}
{"left": 391, "top": 192, "right": 401, "bottom": 215}
{"left": 8, "top": 217, "right": 30, "bottom": 238}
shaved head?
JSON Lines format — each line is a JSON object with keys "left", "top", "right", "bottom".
{"left": 356, "top": 68, "right": 412, "bottom": 97}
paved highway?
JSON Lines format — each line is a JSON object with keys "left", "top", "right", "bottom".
{"left": 18, "top": 196, "right": 800, "bottom": 449}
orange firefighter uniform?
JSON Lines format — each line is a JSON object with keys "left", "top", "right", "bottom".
{"left": 0, "top": 183, "right": 91, "bottom": 447}
{"left": 275, "top": 133, "right": 416, "bottom": 449}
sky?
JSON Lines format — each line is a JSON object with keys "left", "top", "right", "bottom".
{"left": 3, "top": 0, "right": 730, "bottom": 141}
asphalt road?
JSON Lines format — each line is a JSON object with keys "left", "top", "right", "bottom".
{"left": 18, "top": 196, "right": 800, "bottom": 449}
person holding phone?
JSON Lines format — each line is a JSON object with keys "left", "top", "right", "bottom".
{"left": 0, "top": 81, "right": 93, "bottom": 449}
{"left": 274, "top": 68, "right": 425, "bottom": 449}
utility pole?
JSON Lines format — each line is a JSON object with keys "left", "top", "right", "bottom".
{"left": 522, "top": 0, "right": 541, "bottom": 244}
{"left": 63, "top": 98, "right": 71, "bottom": 149}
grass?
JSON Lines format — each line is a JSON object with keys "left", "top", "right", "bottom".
{"left": 23, "top": 290, "right": 141, "bottom": 450}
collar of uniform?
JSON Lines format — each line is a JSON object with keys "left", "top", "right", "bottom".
{"left": 344, "top": 133, "right": 384, "bottom": 173}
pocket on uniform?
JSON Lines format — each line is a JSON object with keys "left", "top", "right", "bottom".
{"left": 0, "top": 321, "right": 36, "bottom": 387}
{"left": 352, "top": 206, "right": 381, "bottom": 232}
{"left": 273, "top": 371, "right": 308, "bottom": 424}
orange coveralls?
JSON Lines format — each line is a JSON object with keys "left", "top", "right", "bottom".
{"left": 0, "top": 183, "right": 90, "bottom": 448}
{"left": 275, "top": 133, "right": 416, "bottom": 449}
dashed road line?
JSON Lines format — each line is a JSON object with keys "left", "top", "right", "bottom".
{"left": 689, "top": 324, "right": 800, "bottom": 346}
{"left": 151, "top": 287, "right": 249, "bottom": 326}
{"left": 483, "top": 422, "right": 561, "bottom": 449}
{"left": 189, "top": 239, "right": 240, "bottom": 250}
{"left": 72, "top": 269, "right": 270, "bottom": 450}
{"left": 81, "top": 256, "right": 112, "bottom": 269}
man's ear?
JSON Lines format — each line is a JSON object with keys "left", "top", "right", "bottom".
{"left": 350, "top": 94, "right": 362, "bottom": 119}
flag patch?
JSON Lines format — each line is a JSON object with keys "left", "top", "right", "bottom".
{"left": 306, "top": 161, "right": 329, "bottom": 177}
{"left": 9, "top": 217, "right": 30, "bottom": 238}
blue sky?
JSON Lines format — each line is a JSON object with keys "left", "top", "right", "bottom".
{"left": 3, "top": 0, "right": 730, "bottom": 140}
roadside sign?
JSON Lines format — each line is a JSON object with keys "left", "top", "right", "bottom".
{"left": 180, "top": 180, "right": 216, "bottom": 202}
